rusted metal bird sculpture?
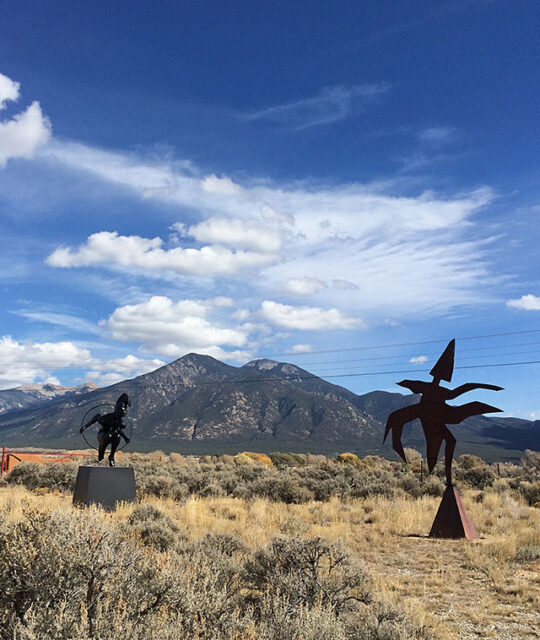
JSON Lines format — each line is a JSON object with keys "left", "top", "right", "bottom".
{"left": 383, "top": 339, "right": 503, "bottom": 486}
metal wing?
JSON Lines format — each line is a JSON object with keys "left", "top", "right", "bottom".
{"left": 444, "top": 402, "right": 503, "bottom": 425}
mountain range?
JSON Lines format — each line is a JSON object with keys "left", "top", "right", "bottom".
{"left": 0, "top": 383, "right": 99, "bottom": 415}
{"left": 0, "top": 354, "right": 537, "bottom": 460}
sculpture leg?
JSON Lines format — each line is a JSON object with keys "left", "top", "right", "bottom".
{"left": 442, "top": 426, "right": 456, "bottom": 486}
{"left": 109, "top": 434, "right": 121, "bottom": 467}
{"left": 97, "top": 433, "right": 107, "bottom": 462}
{"left": 383, "top": 404, "right": 421, "bottom": 463}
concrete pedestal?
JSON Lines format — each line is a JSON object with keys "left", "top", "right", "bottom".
{"left": 73, "top": 466, "right": 136, "bottom": 511}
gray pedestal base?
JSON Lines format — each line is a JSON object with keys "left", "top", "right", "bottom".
{"left": 73, "top": 466, "right": 136, "bottom": 511}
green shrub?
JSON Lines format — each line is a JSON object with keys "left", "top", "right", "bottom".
{"left": 456, "top": 466, "right": 495, "bottom": 490}
{"left": 5, "top": 462, "right": 78, "bottom": 492}
{"left": 422, "top": 475, "right": 445, "bottom": 497}
{"left": 269, "top": 452, "right": 306, "bottom": 467}
{"left": 517, "top": 481, "right": 540, "bottom": 506}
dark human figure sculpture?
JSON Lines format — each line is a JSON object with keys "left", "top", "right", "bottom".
{"left": 383, "top": 340, "right": 503, "bottom": 486}
{"left": 80, "top": 393, "right": 131, "bottom": 466}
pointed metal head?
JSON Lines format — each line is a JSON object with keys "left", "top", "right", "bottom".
{"left": 430, "top": 339, "right": 455, "bottom": 382}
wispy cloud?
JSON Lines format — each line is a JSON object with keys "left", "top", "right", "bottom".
{"left": 14, "top": 310, "right": 101, "bottom": 335}
{"left": 418, "top": 126, "right": 459, "bottom": 146}
{"left": 39, "top": 139, "right": 500, "bottom": 318}
{"left": 244, "top": 84, "right": 390, "bottom": 130}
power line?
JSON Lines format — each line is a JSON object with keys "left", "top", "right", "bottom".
{"left": 289, "top": 340, "right": 540, "bottom": 367}
{"left": 264, "top": 328, "right": 540, "bottom": 359}
{"left": 310, "top": 349, "right": 540, "bottom": 374}
{"left": 1, "top": 330, "right": 540, "bottom": 378}
{"left": 170, "top": 358, "right": 540, "bottom": 387}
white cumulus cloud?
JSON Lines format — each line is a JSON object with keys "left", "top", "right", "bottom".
{"left": 409, "top": 355, "right": 428, "bottom": 364}
{"left": 0, "top": 336, "right": 93, "bottom": 388}
{"left": 180, "top": 217, "right": 282, "bottom": 253}
{"left": 507, "top": 294, "right": 540, "bottom": 311}
{"left": 84, "top": 354, "right": 165, "bottom": 386}
{"left": 0, "top": 72, "right": 51, "bottom": 167}
{"left": 259, "top": 300, "right": 362, "bottom": 331}
{"left": 104, "top": 296, "right": 252, "bottom": 360}
{"left": 46, "top": 231, "right": 277, "bottom": 278}
{"left": 289, "top": 344, "right": 313, "bottom": 353}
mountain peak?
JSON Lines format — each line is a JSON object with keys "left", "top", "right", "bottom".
{"left": 245, "top": 359, "right": 307, "bottom": 377}
{"left": 179, "top": 353, "right": 220, "bottom": 364}
{"left": 245, "top": 358, "right": 280, "bottom": 370}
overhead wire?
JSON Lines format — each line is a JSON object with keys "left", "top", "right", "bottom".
{"left": 263, "top": 328, "right": 540, "bottom": 359}
{"left": 0, "top": 329, "right": 539, "bottom": 388}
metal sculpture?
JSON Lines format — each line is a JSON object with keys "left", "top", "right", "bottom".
{"left": 80, "top": 393, "right": 132, "bottom": 466}
{"left": 383, "top": 339, "right": 503, "bottom": 486}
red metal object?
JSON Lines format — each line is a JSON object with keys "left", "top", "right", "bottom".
{"left": 429, "top": 484, "right": 478, "bottom": 540}
{"left": 0, "top": 448, "right": 90, "bottom": 474}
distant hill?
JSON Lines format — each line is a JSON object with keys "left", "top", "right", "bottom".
{"left": 0, "top": 383, "right": 99, "bottom": 415}
{"left": 0, "top": 354, "right": 537, "bottom": 460}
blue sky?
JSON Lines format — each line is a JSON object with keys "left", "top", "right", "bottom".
{"left": 0, "top": 0, "right": 539, "bottom": 418}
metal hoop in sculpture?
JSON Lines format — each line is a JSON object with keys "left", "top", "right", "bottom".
{"left": 79, "top": 402, "right": 133, "bottom": 452}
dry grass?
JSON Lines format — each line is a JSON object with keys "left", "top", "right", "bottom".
{"left": 0, "top": 482, "right": 538, "bottom": 639}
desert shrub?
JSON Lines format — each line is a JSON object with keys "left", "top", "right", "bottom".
{"left": 520, "top": 450, "right": 540, "bottom": 482}
{"left": 192, "top": 533, "right": 247, "bottom": 557}
{"left": 137, "top": 472, "right": 182, "bottom": 500}
{"left": 516, "top": 481, "right": 540, "bottom": 506}
{"left": 5, "top": 461, "right": 78, "bottom": 492}
{"left": 402, "top": 448, "right": 422, "bottom": 470}
{"left": 257, "top": 597, "right": 347, "bottom": 640}
{"left": 243, "top": 535, "right": 371, "bottom": 617}
{"left": 126, "top": 504, "right": 184, "bottom": 552}
{"left": 0, "top": 508, "right": 181, "bottom": 639}
{"left": 337, "top": 453, "right": 361, "bottom": 466}
{"left": 304, "top": 454, "right": 328, "bottom": 465}
{"left": 5, "top": 462, "right": 42, "bottom": 489}
{"left": 0, "top": 506, "right": 259, "bottom": 639}
{"left": 515, "top": 545, "right": 540, "bottom": 563}
{"left": 348, "top": 473, "right": 395, "bottom": 500}
{"left": 422, "top": 475, "right": 445, "bottom": 497}
{"left": 214, "top": 453, "right": 235, "bottom": 465}
{"left": 234, "top": 452, "right": 255, "bottom": 466}
{"left": 456, "top": 465, "right": 495, "bottom": 490}
{"left": 274, "top": 476, "right": 314, "bottom": 504}
{"left": 148, "top": 449, "right": 167, "bottom": 463}
{"left": 270, "top": 452, "right": 306, "bottom": 467}
{"left": 397, "top": 474, "right": 422, "bottom": 498}
{"left": 358, "top": 456, "right": 393, "bottom": 471}
{"left": 344, "top": 599, "right": 433, "bottom": 639}
{"left": 457, "top": 454, "right": 485, "bottom": 470}
{"left": 241, "top": 451, "right": 274, "bottom": 466}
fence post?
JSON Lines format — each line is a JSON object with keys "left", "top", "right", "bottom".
{"left": 1, "top": 446, "right": 5, "bottom": 476}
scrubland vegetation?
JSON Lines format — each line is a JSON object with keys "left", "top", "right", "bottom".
{"left": 0, "top": 449, "right": 538, "bottom": 639}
